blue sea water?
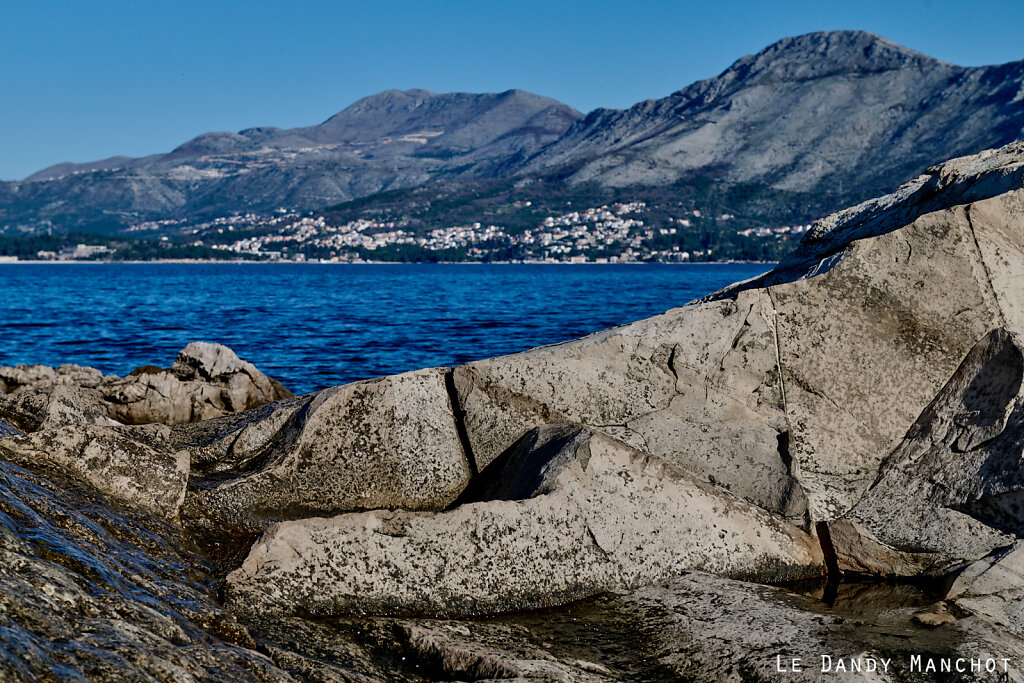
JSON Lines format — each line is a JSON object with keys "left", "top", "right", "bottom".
{"left": 0, "top": 263, "right": 769, "bottom": 394}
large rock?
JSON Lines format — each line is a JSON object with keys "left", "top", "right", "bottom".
{"left": 224, "top": 424, "right": 823, "bottom": 618}
{"left": 0, "top": 384, "right": 114, "bottom": 432}
{"left": 453, "top": 288, "right": 805, "bottom": 520}
{"left": 946, "top": 543, "right": 1024, "bottom": 645}
{"left": 451, "top": 143, "right": 1024, "bottom": 522}
{"left": 0, "top": 363, "right": 104, "bottom": 393}
{"left": 103, "top": 342, "right": 293, "bottom": 424}
{"left": 0, "top": 342, "right": 292, "bottom": 430}
{"left": 761, "top": 194, "right": 1020, "bottom": 519}
{"left": 738, "top": 141, "right": 1024, "bottom": 289}
{"left": 938, "top": 544, "right": 1024, "bottom": 681}
{"left": 181, "top": 368, "right": 472, "bottom": 535}
{"left": 830, "top": 328, "right": 1024, "bottom": 576}
{"left": 0, "top": 424, "right": 189, "bottom": 521}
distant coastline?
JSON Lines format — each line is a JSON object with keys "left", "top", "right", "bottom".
{"left": 0, "top": 258, "right": 776, "bottom": 266}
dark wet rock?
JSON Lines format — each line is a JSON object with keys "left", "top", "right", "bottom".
{"left": 611, "top": 574, "right": 881, "bottom": 682}
{"left": 395, "top": 621, "right": 612, "bottom": 681}
{"left": 224, "top": 424, "right": 822, "bottom": 618}
{"left": 608, "top": 573, "right": 1024, "bottom": 682}
{"left": 181, "top": 368, "right": 472, "bottom": 535}
{"left": 0, "top": 419, "right": 19, "bottom": 438}
{"left": 241, "top": 616, "right": 393, "bottom": 683}
{"left": 0, "top": 458, "right": 298, "bottom": 681}
{"left": 0, "top": 424, "right": 189, "bottom": 521}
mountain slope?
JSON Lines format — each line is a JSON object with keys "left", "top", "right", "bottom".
{"left": 1, "top": 90, "right": 581, "bottom": 230}
{"left": 518, "top": 31, "right": 1024, "bottom": 202}
{"left": 3, "top": 30, "right": 1024, "bottom": 234}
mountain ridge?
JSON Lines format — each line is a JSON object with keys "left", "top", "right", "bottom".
{"left": 25, "top": 88, "right": 580, "bottom": 183}
{"left": 4, "top": 30, "right": 1024, "bottom": 233}
{"left": 517, "top": 30, "right": 1024, "bottom": 200}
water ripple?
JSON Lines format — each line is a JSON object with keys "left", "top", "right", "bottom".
{"left": 0, "top": 263, "right": 768, "bottom": 394}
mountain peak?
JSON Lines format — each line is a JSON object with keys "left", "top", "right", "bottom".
{"left": 730, "top": 30, "right": 945, "bottom": 83}
{"left": 328, "top": 89, "right": 438, "bottom": 118}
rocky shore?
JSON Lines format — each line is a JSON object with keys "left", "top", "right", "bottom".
{"left": 3, "top": 142, "right": 1024, "bottom": 680}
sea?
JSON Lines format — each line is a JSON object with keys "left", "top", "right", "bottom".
{"left": 0, "top": 263, "right": 769, "bottom": 394}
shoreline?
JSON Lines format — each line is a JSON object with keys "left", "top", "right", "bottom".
{"left": 0, "top": 259, "right": 776, "bottom": 266}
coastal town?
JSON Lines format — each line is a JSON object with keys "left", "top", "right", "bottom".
{"left": 169, "top": 202, "right": 810, "bottom": 263}
{"left": 201, "top": 202, "right": 671, "bottom": 262}
{"left": 2, "top": 202, "right": 815, "bottom": 263}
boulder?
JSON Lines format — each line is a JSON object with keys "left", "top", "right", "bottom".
{"left": 181, "top": 368, "right": 472, "bottom": 535}
{"left": 0, "top": 424, "right": 189, "bottom": 521}
{"left": 224, "top": 424, "right": 823, "bottom": 618}
{"left": 760, "top": 196, "right": 1017, "bottom": 519}
{"left": 102, "top": 369, "right": 213, "bottom": 424}
{"left": 0, "top": 342, "right": 293, "bottom": 429}
{"left": 0, "top": 384, "right": 113, "bottom": 432}
{"left": 171, "top": 396, "right": 312, "bottom": 476}
{"left": 830, "top": 328, "right": 1024, "bottom": 575}
{"left": 0, "top": 363, "right": 103, "bottom": 393}
{"left": 453, "top": 288, "right": 804, "bottom": 520}
{"left": 947, "top": 542, "right": 1024, "bottom": 634}
{"left": 103, "top": 342, "right": 294, "bottom": 425}
{"left": 735, "top": 141, "right": 1024, "bottom": 290}
{"left": 174, "top": 341, "right": 294, "bottom": 407}
{"left": 451, "top": 145, "right": 1024, "bottom": 522}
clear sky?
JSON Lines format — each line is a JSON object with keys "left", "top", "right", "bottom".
{"left": 2, "top": 0, "right": 1023, "bottom": 180}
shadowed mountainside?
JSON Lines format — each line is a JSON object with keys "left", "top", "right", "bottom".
{"left": 520, "top": 31, "right": 1024, "bottom": 202}
{"left": 2, "top": 30, "right": 1023, "bottom": 237}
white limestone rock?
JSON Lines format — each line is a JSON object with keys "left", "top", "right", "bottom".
{"left": 453, "top": 289, "right": 805, "bottom": 519}
{"left": 182, "top": 368, "right": 472, "bottom": 534}
{"left": 453, "top": 144, "right": 1024, "bottom": 522}
{"left": 224, "top": 424, "right": 823, "bottom": 618}
{"left": 831, "top": 328, "right": 1024, "bottom": 575}
{"left": 0, "top": 342, "right": 292, "bottom": 429}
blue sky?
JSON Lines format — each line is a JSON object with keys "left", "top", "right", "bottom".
{"left": 2, "top": 0, "right": 1022, "bottom": 180}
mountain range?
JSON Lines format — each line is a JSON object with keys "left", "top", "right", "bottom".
{"left": 2, "top": 30, "right": 1023, "bottom": 233}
